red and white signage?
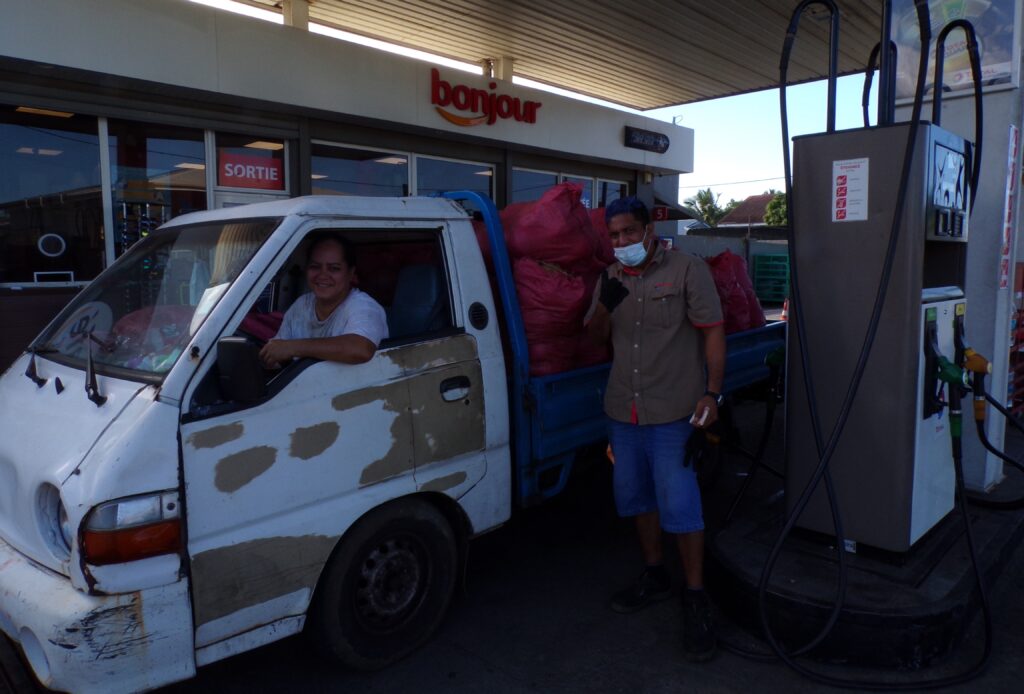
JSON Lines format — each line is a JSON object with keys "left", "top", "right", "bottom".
{"left": 219, "top": 151, "right": 285, "bottom": 190}
{"left": 998, "top": 124, "right": 1019, "bottom": 290}
{"left": 431, "top": 68, "right": 542, "bottom": 127}
{"left": 652, "top": 205, "right": 670, "bottom": 221}
{"left": 831, "top": 158, "right": 868, "bottom": 222}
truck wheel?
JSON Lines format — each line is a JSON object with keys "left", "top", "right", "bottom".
{"left": 0, "top": 634, "right": 42, "bottom": 694}
{"left": 308, "top": 498, "right": 457, "bottom": 670}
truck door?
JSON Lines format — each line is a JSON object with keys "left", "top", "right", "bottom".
{"left": 177, "top": 223, "right": 488, "bottom": 654}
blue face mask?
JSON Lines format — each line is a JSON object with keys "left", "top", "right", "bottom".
{"left": 614, "top": 230, "right": 650, "bottom": 267}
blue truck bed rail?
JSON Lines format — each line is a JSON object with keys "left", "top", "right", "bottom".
{"left": 441, "top": 191, "right": 786, "bottom": 507}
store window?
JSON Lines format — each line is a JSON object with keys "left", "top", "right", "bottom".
{"left": 0, "top": 106, "right": 103, "bottom": 285}
{"left": 597, "top": 180, "right": 629, "bottom": 207}
{"left": 511, "top": 168, "right": 557, "bottom": 203}
{"left": 416, "top": 156, "right": 493, "bottom": 198}
{"left": 561, "top": 175, "right": 594, "bottom": 208}
{"left": 109, "top": 120, "right": 207, "bottom": 257}
{"left": 311, "top": 143, "right": 408, "bottom": 197}
{"left": 217, "top": 133, "right": 286, "bottom": 192}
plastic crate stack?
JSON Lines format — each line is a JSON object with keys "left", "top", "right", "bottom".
{"left": 752, "top": 253, "right": 790, "bottom": 306}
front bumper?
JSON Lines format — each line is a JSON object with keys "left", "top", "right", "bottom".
{"left": 0, "top": 536, "right": 195, "bottom": 693}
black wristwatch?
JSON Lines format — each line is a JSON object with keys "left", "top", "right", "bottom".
{"left": 704, "top": 390, "right": 724, "bottom": 406}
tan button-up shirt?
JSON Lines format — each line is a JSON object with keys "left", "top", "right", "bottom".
{"left": 587, "top": 245, "right": 723, "bottom": 425}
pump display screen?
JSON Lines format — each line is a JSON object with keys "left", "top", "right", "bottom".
{"left": 934, "top": 144, "right": 967, "bottom": 210}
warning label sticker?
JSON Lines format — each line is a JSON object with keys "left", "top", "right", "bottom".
{"left": 832, "top": 158, "right": 868, "bottom": 222}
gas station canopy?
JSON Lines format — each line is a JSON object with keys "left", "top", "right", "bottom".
{"left": 239, "top": 0, "right": 884, "bottom": 110}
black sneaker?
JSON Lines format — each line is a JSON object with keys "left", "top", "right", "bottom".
{"left": 682, "top": 590, "right": 716, "bottom": 662}
{"left": 609, "top": 567, "right": 672, "bottom": 614}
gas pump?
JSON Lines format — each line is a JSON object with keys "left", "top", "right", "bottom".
{"left": 717, "top": 0, "right": 1007, "bottom": 688}
{"left": 784, "top": 120, "right": 973, "bottom": 551}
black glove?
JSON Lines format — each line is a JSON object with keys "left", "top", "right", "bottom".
{"left": 684, "top": 428, "right": 706, "bottom": 469}
{"left": 598, "top": 271, "right": 630, "bottom": 313}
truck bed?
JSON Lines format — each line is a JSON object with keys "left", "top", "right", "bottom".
{"left": 519, "top": 321, "right": 786, "bottom": 505}
{"left": 439, "top": 191, "right": 785, "bottom": 507}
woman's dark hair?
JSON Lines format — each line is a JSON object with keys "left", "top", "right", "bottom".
{"left": 306, "top": 232, "right": 357, "bottom": 269}
{"left": 605, "top": 195, "right": 650, "bottom": 225}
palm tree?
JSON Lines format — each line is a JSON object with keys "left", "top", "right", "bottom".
{"left": 685, "top": 188, "right": 734, "bottom": 227}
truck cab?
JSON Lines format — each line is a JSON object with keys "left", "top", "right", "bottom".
{"left": 0, "top": 196, "right": 512, "bottom": 692}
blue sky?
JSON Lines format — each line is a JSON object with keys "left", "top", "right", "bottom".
{"left": 647, "top": 75, "right": 878, "bottom": 206}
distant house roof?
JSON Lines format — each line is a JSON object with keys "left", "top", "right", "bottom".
{"left": 718, "top": 193, "right": 775, "bottom": 227}
{"left": 678, "top": 219, "right": 710, "bottom": 231}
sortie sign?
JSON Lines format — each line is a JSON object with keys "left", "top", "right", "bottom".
{"left": 219, "top": 152, "right": 285, "bottom": 190}
{"left": 431, "top": 68, "right": 542, "bottom": 127}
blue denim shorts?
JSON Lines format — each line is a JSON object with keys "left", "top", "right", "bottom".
{"left": 607, "top": 417, "right": 704, "bottom": 534}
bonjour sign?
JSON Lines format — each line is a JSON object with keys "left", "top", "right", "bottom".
{"left": 431, "top": 68, "right": 542, "bottom": 127}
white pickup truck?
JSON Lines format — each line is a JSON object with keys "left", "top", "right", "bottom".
{"left": 0, "top": 193, "right": 783, "bottom": 692}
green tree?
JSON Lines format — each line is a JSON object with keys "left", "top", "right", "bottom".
{"left": 685, "top": 188, "right": 734, "bottom": 227}
{"left": 764, "top": 191, "right": 787, "bottom": 226}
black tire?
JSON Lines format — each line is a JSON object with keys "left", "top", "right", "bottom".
{"left": 0, "top": 634, "right": 43, "bottom": 694}
{"left": 307, "top": 498, "right": 457, "bottom": 670}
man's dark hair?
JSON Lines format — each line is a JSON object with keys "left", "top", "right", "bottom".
{"left": 605, "top": 195, "right": 650, "bottom": 225}
{"left": 306, "top": 232, "right": 357, "bottom": 269}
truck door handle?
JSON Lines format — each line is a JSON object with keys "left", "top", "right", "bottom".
{"left": 440, "top": 375, "right": 471, "bottom": 402}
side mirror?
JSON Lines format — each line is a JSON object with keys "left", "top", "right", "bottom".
{"left": 216, "top": 336, "right": 266, "bottom": 405}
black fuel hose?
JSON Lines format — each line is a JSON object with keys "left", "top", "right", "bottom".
{"left": 976, "top": 416, "right": 1024, "bottom": 475}
{"left": 754, "top": 0, "right": 931, "bottom": 666}
{"left": 932, "top": 20, "right": 983, "bottom": 213}
{"left": 718, "top": 1, "right": 851, "bottom": 664}
{"left": 861, "top": 41, "right": 896, "bottom": 128}
{"left": 722, "top": 375, "right": 783, "bottom": 526}
{"left": 985, "top": 391, "right": 1024, "bottom": 441}
{"left": 962, "top": 375, "right": 1024, "bottom": 509}
{"left": 724, "top": 0, "right": 994, "bottom": 688}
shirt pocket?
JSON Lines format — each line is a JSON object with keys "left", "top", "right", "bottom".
{"left": 650, "top": 284, "right": 683, "bottom": 329}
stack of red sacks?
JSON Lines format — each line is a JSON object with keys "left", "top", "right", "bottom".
{"left": 473, "top": 183, "right": 615, "bottom": 376}
{"left": 706, "top": 249, "right": 766, "bottom": 333}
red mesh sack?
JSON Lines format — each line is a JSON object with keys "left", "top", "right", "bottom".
{"left": 589, "top": 207, "right": 617, "bottom": 266}
{"left": 240, "top": 311, "right": 285, "bottom": 342}
{"left": 471, "top": 218, "right": 493, "bottom": 271}
{"left": 707, "top": 250, "right": 751, "bottom": 334}
{"left": 575, "top": 332, "right": 611, "bottom": 367}
{"left": 528, "top": 337, "right": 579, "bottom": 376}
{"left": 514, "top": 258, "right": 589, "bottom": 338}
{"left": 506, "top": 183, "right": 598, "bottom": 274}
{"left": 514, "top": 258, "right": 589, "bottom": 375}
{"left": 500, "top": 201, "right": 533, "bottom": 234}
{"left": 731, "top": 254, "right": 766, "bottom": 330}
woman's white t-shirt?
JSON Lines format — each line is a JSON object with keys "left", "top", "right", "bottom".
{"left": 274, "top": 289, "right": 388, "bottom": 346}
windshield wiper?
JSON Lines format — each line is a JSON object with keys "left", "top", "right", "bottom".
{"left": 24, "top": 350, "right": 47, "bottom": 388}
{"left": 85, "top": 334, "right": 108, "bottom": 407}
{"left": 23, "top": 344, "right": 59, "bottom": 388}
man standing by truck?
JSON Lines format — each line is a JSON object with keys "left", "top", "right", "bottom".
{"left": 585, "top": 196, "right": 725, "bottom": 662}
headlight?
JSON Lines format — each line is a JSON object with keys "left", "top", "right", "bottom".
{"left": 35, "top": 483, "right": 72, "bottom": 560}
{"left": 59, "top": 502, "right": 74, "bottom": 552}
{"left": 82, "top": 491, "right": 181, "bottom": 566}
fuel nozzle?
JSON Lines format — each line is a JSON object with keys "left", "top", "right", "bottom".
{"left": 951, "top": 306, "right": 990, "bottom": 422}
{"left": 962, "top": 347, "right": 992, "bottom": 376}
{"left": 936, "top": 355, "right": 967, "bottom": 442}
{"left": 961, "top": 348, "right": 991, "bottom": 422}
{"left": 936, "top": 355, "right": 969, "bottom": 390}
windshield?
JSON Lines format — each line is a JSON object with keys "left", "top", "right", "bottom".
{"left": 33, "top": 218, "right": 279, "bottom": 379}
